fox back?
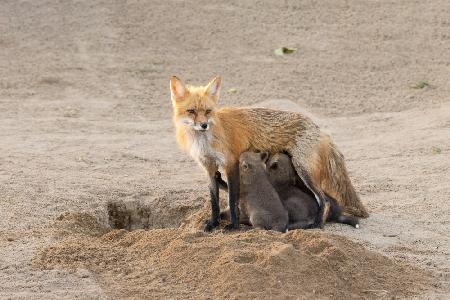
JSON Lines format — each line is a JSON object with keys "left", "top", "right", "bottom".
{"left": 170, "top": 76, "right": 321, "bottom": 169}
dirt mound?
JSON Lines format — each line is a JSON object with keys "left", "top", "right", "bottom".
{"left": 34, "top": 214, "right": 432, "bottom": 299}
{"left": 52, "top": 212, "right": 109, "bottom": 237}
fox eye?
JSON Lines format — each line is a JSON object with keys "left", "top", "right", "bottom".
{"left": 205, "top": 109, "right": 212, "bottom": 114}
{"left": 270, "top": 162, "right": 278, "bottom": 170}
{"left": 186, "top": 109, "right": 195, "bottom": 114}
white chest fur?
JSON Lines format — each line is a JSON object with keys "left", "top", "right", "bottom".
{"left": 188, "top": 131, "right": 225, "bottom": 167}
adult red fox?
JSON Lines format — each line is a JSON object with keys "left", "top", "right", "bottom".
{"left": 170, "top": 76, "right": 368, "bottom": 231}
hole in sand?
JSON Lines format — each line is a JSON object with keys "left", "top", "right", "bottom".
{"left": 107, "top": 200, "right": 152, "bottom": 230}
{"left": 106, "top": 198, "right": 200, "bottom": 230}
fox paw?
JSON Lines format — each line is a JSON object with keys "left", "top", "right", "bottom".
{"left": 203, "top": 219, "right": 219, "bottom": 232}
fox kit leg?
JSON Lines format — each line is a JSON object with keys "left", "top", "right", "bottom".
{"left": 204, "top": 164, "right": 221, "bottom": 232}
{"left": 297, "top": 170, "right": 329, "bottom": 228}
{"left": 287, "top": 220, "right": 315, "bottom": 230}
{"left": 224, "top": 161, "right": 240, "bottom": 230}
{"left": 326, "top": 195, "right": 360, "bottom": 228}
{"left": 220, "top": 206, "right": 250, "bottom": 225}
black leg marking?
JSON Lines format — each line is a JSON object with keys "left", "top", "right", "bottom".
{"left": 204, "top": 173, "right": 220, "bottom": 232}
{"left": 215, "top": 171, "right": 228, "bottom": 191}
{"left": 224, "top": 162, "right": 240, "bottom": 231}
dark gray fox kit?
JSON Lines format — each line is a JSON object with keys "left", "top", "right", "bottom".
{"left": 220, "top": 152, "right": 288, "bottom": 232}
{"left": 218, "top": 152, "right": 359, "bottom": 230}
{"left": 266, "top": 153, "right": 359, "bottom": 229}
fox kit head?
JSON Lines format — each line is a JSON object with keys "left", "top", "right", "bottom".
{"left": 239, "top": 152, "right": 269, "bottom": 185}
{"left": 267, "top": 153, "right": 297, "bottom": 187}
{"left": 170, "top": 76, "right": 221, "bottom": 131}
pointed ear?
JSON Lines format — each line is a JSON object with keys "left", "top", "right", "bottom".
{"left": 260, "top": 152, "right": 269, "bottom": 163}
{"left": 205, "top": 76, "right": 221, "bottom": 102}
{"left": 170, "top": 76, "right": 186, "bottom": 102}
{"left": 269, "top": 161, "right": 278, "bottom": 170}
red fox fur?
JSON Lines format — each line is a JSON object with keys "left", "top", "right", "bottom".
{"left": 170, "top": 76, "right": 368, "bottom": 231}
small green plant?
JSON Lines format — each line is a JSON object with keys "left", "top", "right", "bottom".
{"left": 274, "top": 47, "right": 297, "bottom": 56}
{"left": 411, "top": 80, "right": 430, "bottom": 89}
{"left": 431, "top": 146, "right": 442, "bottom": 154}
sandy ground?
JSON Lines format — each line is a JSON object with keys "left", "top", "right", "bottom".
{"left": 1, "top": 0, "right": 449, "bottom": 299}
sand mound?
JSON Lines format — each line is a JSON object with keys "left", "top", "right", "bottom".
{"left": 34, "top": 213, "right": 432, "bottom": 299}
{"left": 52, "top": 212, "right": 109, "bottom": 237}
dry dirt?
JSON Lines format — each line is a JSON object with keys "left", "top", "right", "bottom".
{"left": 32, "top": 212, "right": 431, "bottom": 299}
{"left": 1, "top": 0, "right": 450, "bottom": 299}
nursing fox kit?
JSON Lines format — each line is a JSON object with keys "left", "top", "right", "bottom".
{"left": 218, "top": 153, "right": 359, "bottom": 231}
{"left": 170, "top": 75, "right": 368, "bottom": 231}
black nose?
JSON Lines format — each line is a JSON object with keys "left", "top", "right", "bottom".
{"left": 201, "top": 123, "right": 208, "bottom": 129}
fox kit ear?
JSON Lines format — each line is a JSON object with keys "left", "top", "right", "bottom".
{"left": 260, "top": 152, "right": 269, "bottom": 163}
{"left": 205, "top": 76, "right": 221, "bottom": 101}
{"left": 170, "top": 76, "right": 186, "bottom": 102}
{"left": 269, "top": 161, "right": 278, "bottom": 170}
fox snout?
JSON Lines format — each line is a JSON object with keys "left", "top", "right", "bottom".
{"left": 194, "top": 120, "right": 211, "bottom": 131}
{"left": 194, "top": 114, "right": 210, "bottom": 130}
{"left": 178, "top": 115, "right": 213, "bottom": 131}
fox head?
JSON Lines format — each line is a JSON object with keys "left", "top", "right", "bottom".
{"left": 170, "top": 76, "right": 221, "bottom": 131}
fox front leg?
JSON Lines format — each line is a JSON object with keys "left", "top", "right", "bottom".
{"left": 223, "top": 161, "right": 240, "bottom": 231}
{"left": 215, "top": 171, "right": 228, "bottom": 191}
{"left": 204, "top": 167, "right": 221, "bottom": 232}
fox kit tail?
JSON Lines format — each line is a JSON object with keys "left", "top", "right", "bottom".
{"left": 337, "top": 215, "right": 360, "bottom": 228}
{"left": 326, "top": 194, "right": 360, "bottom": 228}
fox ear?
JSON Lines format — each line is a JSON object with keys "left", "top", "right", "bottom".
{"left": 205, "top": 76, "right": 221, "bottom": 101}
{"left": 170, "top": 76, "right": 186, "bottom": 102}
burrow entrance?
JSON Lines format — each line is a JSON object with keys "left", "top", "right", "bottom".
{"left": 107, "top": 200, "right": 153, "bottom": 230}
{"left": 106, "top": 198, "right": 202, "bottom": 231}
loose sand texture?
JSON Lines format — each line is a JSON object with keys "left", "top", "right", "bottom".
{"left": 33, "top": 212, "right": 431, "bottom": 299}
{"left": 1, "top": 0, "right": 450, "bottom": 299}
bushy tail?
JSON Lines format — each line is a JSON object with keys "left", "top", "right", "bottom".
{"left": 318, "top": 137, "right": 369, "bottom": 218}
